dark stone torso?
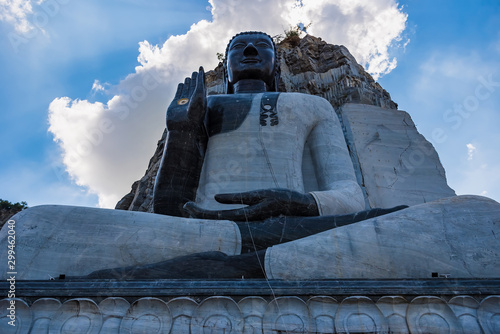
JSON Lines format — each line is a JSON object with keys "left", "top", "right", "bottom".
{"left": 206, "top": 93, "right": 280, "bottom": 136}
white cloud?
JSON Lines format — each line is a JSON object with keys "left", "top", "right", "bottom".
{"left": 48, "top": 71, "right": 169, "bottom": 208}
{"left": 466, "top": 143, "right": 476, "bottom": 160}
{"left": 48, "top": 0, "right": 408, "bottom": 208}
{"left": 91, "top": 80, "right": 107, "bottom": 93}
{"left": 289, "top": 0, "right": 408, "bottom": 79}
{"left": 0, "top": 0, "right": 41, "bottom": 33}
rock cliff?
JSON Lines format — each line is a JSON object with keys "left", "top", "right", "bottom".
{"left": 116, "top": 35, "right": 454, "bottom": 212}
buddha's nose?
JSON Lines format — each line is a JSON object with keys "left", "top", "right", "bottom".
{"left": 243, "top": 43, "right": 258, "bottom": 56}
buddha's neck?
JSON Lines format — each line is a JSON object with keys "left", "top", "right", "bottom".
{"left": 233, "top": 79, "right": 267, "bottom": 93}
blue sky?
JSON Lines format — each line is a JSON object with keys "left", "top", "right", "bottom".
{"left": 0, "top": 0, "right": 499, "bottom": 208}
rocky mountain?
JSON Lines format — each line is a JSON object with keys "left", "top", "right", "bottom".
{"left": 116, "top": 34, "right": 454, "bottom": 212}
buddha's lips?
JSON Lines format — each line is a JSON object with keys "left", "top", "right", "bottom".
{"left": 241, "top": 58, "right": 260, "bottom": 63}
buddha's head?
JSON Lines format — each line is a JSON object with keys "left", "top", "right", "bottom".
{"left": 224, "top": 31, "right": 280, "bottom": 94}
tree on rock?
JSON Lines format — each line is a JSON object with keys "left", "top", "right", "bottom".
{"left": 0, "top": 199, "right": 28, "bottom": 228}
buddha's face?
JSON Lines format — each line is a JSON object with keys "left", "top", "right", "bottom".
{"left": 226, "top": 34, "right": 275, "bottom": 87}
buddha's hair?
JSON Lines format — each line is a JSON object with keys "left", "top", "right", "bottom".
{"left": 223, "top": 31, "right": 280, "bottom": 94}
{"left": 224, "top": 31, "right": 277, "bottom": 63}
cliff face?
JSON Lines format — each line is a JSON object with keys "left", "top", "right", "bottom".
{"left": 116, "top": 35, "right": 454, "bottom": 212}
{"left": 278, "top": 35, "right": 397, "bottom": 109}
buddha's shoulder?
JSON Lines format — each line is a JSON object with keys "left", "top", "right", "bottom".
{"left": 277, "top": 93, "right": 335, "bottom": 119}
{"left": 207, "top": 93, "right": 333, "bottom": 111}
{"left": 206, "top": 93, "right": 256, "bottom": 106}
{"left": 278, "top": 92, "right": 332, "bottom": 107}
{"left": 207, "top": 94, "right": 253, "bottom": 103}
{"left": 207, "top": 92, "right": 329, "bottom": 101}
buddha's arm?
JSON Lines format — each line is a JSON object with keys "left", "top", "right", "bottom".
{"left": 307, "top": 107, "right": 365, "bottom": 215}
{"left": 153, "top": 68, "right": 208, "bottom": 217}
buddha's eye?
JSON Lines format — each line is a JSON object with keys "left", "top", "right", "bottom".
{"left": 256, "top": 42, "right": 272, "bottom": 48}
{"left": 230, "top": 43, "right": 245, "bottom": 50}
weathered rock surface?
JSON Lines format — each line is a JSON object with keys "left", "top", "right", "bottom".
{"left": 116, "top": 34, "right": 453, "bottom": 212}
{"left": 115, "top": 133, "right": 166, "bottom": 212}
{"left": 278, "top": 35, "right": 397, "bottom": 109}
{"left": 339, "top": 103, "right": 456, "bottom": 208}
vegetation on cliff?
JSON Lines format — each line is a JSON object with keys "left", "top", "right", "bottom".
{"left": 0, "top": 199, "right": 28, "bottom": 228}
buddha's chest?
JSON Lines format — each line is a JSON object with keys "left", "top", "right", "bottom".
{"left": 206, "top": 93, "right": 314, "bottom": 140}
{"left": 202, "top": 94, "right": 313, "bottom": 190}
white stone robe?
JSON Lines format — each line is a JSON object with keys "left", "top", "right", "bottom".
{"left": 196, "top": 92, "right": 365, "bottom": 215}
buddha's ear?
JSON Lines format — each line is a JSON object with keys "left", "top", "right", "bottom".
{"left": 223, "top": 64, "right": 233, "bottom": 94}
{"left": 273, "top": 70, "right": 280, "bottom": 92}
{"left": 272, "top": 60, "right": 281, "bottom": 92}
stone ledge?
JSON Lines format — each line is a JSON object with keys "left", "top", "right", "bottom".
{"left": 3, "top": 278, "right": 500, "bottom": 297}
{"left": 1, "top": 279, "right": 500, "bottom": 333}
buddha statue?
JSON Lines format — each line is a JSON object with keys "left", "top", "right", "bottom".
{"left": 2, "top": 32, "right": 498, "bottom": 281}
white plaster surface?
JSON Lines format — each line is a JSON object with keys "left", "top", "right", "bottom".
{"left": 335, "top": 296, "right": 388, "bottom": 333}
{"left": 196, "top": 93, "right": 364, "bottom": 215}
{"left": 407, "top": 297, "right": 462, "bottom": 334}
{"left": 263, "top": 297, "right": 311, "bottom": 333}
{"left": 265, "top": 195, "right": 500, "bottom": 279}
{"left": 120, "top": 298, "right": 171, "bottom": 333}
{"left": 31, "top": 299, "right": 62, "bottom": 333}
{"left": 49, "top": 299, "right": 102, "bottom": 334}
{"left": 449, "top": 296, "right": 483, "bottom": 334}
{"left": 307, "top": 296, "right": 338, "bottom": 333}
{"left": 376, "top": 296, "right": 409, "bottom": 333}
{"left": 339, "top": 103, "right": 456, "bottom": 208}
{"left": 2, "top": 295, "right": 500, "bottom": 333}
{"left": 191, "top": 297, "right": 244, "bottom": 334}
{"left": 0, "top": 205, "right": 241, "bottom": 279}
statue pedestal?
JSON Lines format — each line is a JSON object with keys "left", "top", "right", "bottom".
{"left": 2, "top": 279, "right": 500, "bottom": 333}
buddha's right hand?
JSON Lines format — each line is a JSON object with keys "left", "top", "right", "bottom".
{"left": 166, "top": 66, "right": 206, "bottom": 132}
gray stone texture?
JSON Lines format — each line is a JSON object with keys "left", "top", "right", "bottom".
{"left": 265, "top": 195, "right": 500, "bottom": 279}
{"left": 2, "top": 295, "right": 499, "bottom": 333}
{"left": 339, "top": 103, "right": 455, "bottom": 208}
{"left": 0, "top": 205, "right": 241, "bottom": 280}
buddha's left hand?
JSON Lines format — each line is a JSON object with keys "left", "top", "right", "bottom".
{"left": 183, "top": 188, "right": 319, "bottom": 221}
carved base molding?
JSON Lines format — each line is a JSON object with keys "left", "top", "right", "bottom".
{"left": 1, "top": 279, "right": 500, "bottom": 333}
